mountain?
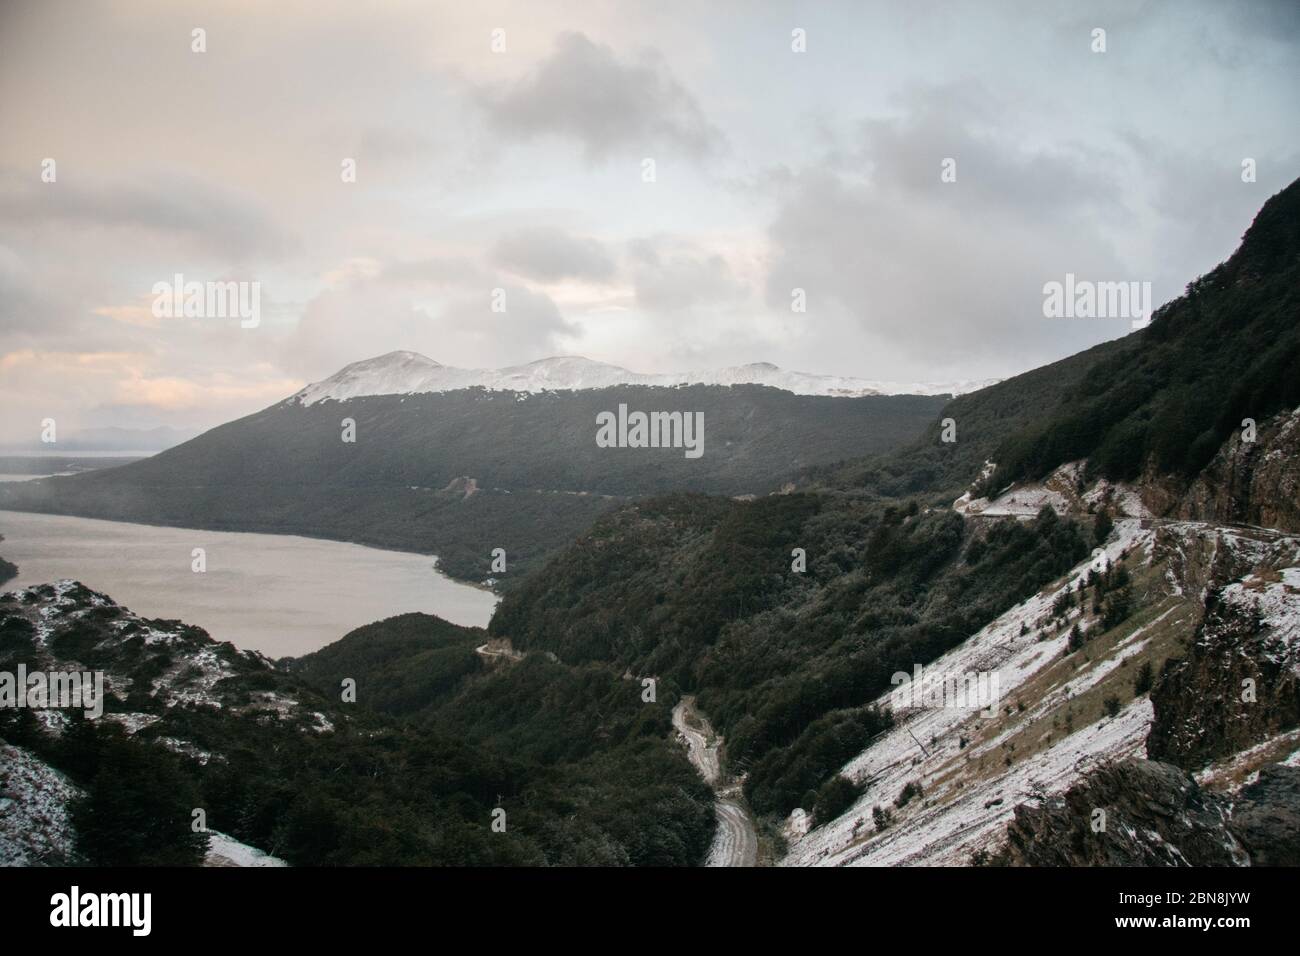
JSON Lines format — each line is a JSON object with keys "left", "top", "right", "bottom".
{"left": 5, "top": 181, "right": 1297, "bottom": 871}
{"left": 483, "top": 178, "right": 1300, "bottom": 866}
{"left": 810, "top": 179, "right": 1300, "bottom": 527}
{"left": 0, "top": 382, "right": 948, "bottom": 584}
{"left": 294, "top": 351, "right": 998, "bottom": 405}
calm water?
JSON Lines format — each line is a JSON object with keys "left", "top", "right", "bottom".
{"left": 0, "top": 510, "right": 498, "bottom": 657}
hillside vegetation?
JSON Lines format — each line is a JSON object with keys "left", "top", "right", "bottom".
{"left": 810, "top": 179, "right": 1300, "bottom": 508}
{"left": 488, "top": 177, "right": 1300, "bottom": 834}
{"left": 1, "top": 583, "right": 713, "bottom": 866}
{"left": 490, "top": 493, "right": 1090, "bottom": 817}
{"left": 0, "top": 385, "right": 945, "bottom": 584}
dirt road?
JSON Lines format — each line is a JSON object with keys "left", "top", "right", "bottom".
{"left": 672, "top": 696, "right": 758, "bottom": 867}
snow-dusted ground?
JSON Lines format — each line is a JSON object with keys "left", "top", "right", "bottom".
{"left": 0, "top": 744, "right": 79, "bottom": 866}
{"left": 783, "top": 514, "right": 1300, "bottom": 867}
{"left": 294, "top": 351, "right": 998, "bottom": 405}
{"left": 955, "top": 462, "right": 1152, "bottom": 521}
{"left": 1196, "top": 727, "right": 1300, "bottom": 793}
{"left": 783, "top": 519, "right": 1164, "bottom": 866}
{"left": 205, "top": 830, "right": 287, "bottom": 867}
{"left": 0, "top": 743, "right": 287, "bottom": 866}
{"left": 1219, "top": 559, "right": 1300, "bottom": 659}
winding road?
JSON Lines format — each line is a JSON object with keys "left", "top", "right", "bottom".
{"left": 672, "top": 696, "right": 759, "bottom": 867}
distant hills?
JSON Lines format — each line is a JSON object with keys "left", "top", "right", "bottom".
{"left": 0, "top": 425, "right": 198, "bottom": 455}
{"left": 0, "top": 382, "right": 948, "bottom": 583}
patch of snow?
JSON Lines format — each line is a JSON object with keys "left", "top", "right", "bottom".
{"left": 100, "top": 712, "right": 161, "bottom": 735}
{"left": 1196, "top": 728, "right": 1300, "bottom": 791}
{"left": 155, "top": 737, "right": 217, "bottom": 765}
{"left": 0, "top": 744, "right": 80, "bottom": 866}
{"left": 293, "top": 351, "right": 999, "bottom": 405}
{"left": 1084, "top": 479, "right": 1152, "bottom": 518}
{"left": 781, "top": 519, "right": 1157, "bottom": 867}
{"left": 204, "top": 830, "right": 287, "bottom": 867}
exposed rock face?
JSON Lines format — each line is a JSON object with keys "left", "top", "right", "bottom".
{"left": 1146, "top": 536, "right": 1300, "bottom": 770}
{"left": 1140, "top": 407, "right": 1300, "bottom": 533}
{"left": 1230, "top": 765, "right": 1300, "bottom": 866}
{"left": 998, "top": 759, "right": 1300, "bottom": 867}
{"left": 999, "top": 759, "right": 1248, "bottom": 866}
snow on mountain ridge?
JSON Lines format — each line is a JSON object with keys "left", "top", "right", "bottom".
{"left": 293, "top": 351, "right": 998, "bottom": 404}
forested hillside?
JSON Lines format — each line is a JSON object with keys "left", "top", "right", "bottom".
{"left": 809, "top": 179, "right": 1300, "bottom": 509}
{"left": 486, "top": 178, "right": 1300, "bottom": 837}
{"left": 992, "top": 178, "right": 1300, "bottom": 489}
{"left": 490, "top": 493, "right": 1091, "bottom": 817}
{"left": 0, "top": 583, "right": 713, "bottom": 866}
{"left": 0, "top": 385, "right": 946, "bottom": 584}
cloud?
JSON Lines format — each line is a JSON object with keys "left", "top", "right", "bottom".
{"left": 492, "top": 227, "right": 617, "bottom": 282}
{"left": 281, "top": 259, "right": 576, "bottom": 378}
{"left": 110, "top": 371, "right": 302, "bottom": 412}
{"left": 628, "top": 238, "right": 745, "bottom": 313}
{"left": 476, "top": 32, "right": 722, "bottom": 161}
{"left": 761, "top": 89, "right": 1135, "bottom": 377}
{"left": 0, "top": 167, "right": 287, "bottom": 263}
{"left": 0, "top": 1, "right": 1296, "bottom": 443}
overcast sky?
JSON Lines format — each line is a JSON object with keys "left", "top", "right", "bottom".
{"left": 1, "top": 0, "right": 1297, "bottom": 443}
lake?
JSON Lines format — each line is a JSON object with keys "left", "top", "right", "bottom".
{"left": 0, "top": 510, "right": 498, "bottom": 657}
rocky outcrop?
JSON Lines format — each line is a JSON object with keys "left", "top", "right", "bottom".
{"left": 997, "top": 758, "right": 1300, "bottom": 867}
{"left": 1230, "top": 765, "right": 1300, "bottom": 866}
{"left": 998, "top": 759, "right": 1247, "bottom": 866}
{"left": 1146, "top": 536, "right": 1300, "bottom": 770}
{"left": 1140, "top": 407, "right": 1300, "bottom": 533}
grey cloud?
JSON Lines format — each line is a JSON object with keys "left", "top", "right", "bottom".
{"left": 0, "top": 168, "right": 286, "bottom": 262}
{"left": 382, "top": 257, "right": 493, "bottom": 287}
{"left": 850, "top": 84, "right": 1120, "bottom": 223}
{"left": 1120, "top": 134, "right": 1300, "bottom": 289}
{"left": 281, "top": 264, "right": 575, "bottom": 380}
{"left": 492, "top": 227, "right": 616, "bottom": 282}
{"left": 763, "top": 93, "right": 1135, "bottom": 375}
{"left": 477, "top": 32, "right": 722, "bottom": 161}
{"left": 629, "top": 238, "right": 742, "bottom": 313}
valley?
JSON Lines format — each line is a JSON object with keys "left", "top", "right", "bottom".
{"left": 2, "top": 179, "right": 1298, "bottom": 871}
{"left": 0, "top": 383, "right": 948, "bottom": 586}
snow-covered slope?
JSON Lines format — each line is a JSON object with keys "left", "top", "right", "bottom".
{"left": 205, "top": 831, "right": 288, "bottom": 867}
{"left": 781, "top": 513, "right": 1300, "bottom": 867}
{"left": 0, "top": 743, "right": 79, "bottom": 866}
{"left": 0, "top": 742, "right": 287, "bottom": 867}
{"left": 293, "top": 351, "right": 998, "bottom": 405}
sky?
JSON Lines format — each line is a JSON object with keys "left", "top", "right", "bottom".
{"left": 1, "top": 0, "right": 1298, "bottom": 445}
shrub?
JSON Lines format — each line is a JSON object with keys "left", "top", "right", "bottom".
{"left": 813, "top": 775, "right": 864, "bottom": 826}
{"left": 1133, "top": 660, "right": 1155, "bottom": 696}
{"left": 895, "top": 779, "right": 923, "bottom": 808}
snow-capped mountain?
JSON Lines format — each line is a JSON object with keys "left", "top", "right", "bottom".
{"left": 293, "top": 351, "right": 998, "bottom": 405}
